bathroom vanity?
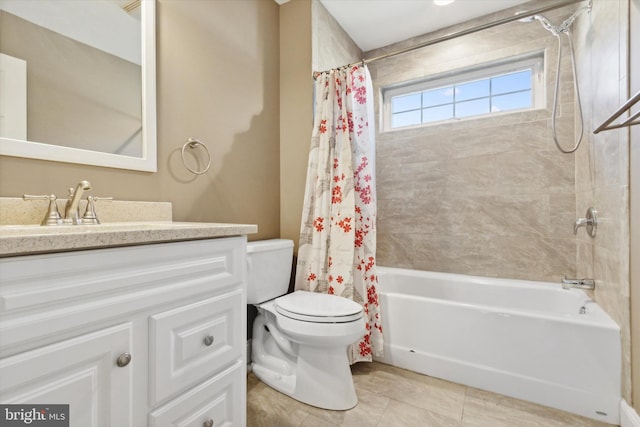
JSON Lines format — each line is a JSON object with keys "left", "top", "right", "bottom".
{"left": 0, "top": 211, "right": 256, "bottom": 426}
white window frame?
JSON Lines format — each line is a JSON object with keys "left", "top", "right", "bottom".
{"left": 382, "top": 52, "right": 545, "bottom": 131}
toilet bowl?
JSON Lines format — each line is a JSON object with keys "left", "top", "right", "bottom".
{"left": 247, "top": 239, "right": 366, "bottom": 410}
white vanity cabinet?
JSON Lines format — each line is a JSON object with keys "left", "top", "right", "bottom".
{"left": 0, "top": 236, "right": 247, "bottom": 427}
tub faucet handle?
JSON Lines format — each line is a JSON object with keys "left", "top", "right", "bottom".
{"left": 573, "top": 207, "right": 597, "bottom": 237}
{"left": 573, "top": 217, "right": 588, "bottom": 234}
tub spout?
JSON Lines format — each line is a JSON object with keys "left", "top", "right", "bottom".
{"left": 561, "top": 277, "right": 595, "bottom": 290}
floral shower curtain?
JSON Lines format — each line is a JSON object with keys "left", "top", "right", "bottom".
{"left": 295, "top": 64, "right": 383, "bottom": 363}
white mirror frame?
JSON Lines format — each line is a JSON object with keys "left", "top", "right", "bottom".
{"left": 0, "top": 0, "right": 157, "bottom": 172}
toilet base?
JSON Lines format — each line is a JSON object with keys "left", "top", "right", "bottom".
{"left": 251, "top": 313, "right": 359, "bottom": 410}
{"left": 252, "top": 345, "right": 358, "bottom": 410}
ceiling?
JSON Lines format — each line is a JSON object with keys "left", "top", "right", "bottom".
{"left": 317, "top": 0, "right": 531, "bottom": 52}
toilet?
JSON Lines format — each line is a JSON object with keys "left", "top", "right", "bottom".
{"left": 247, "top": 239, "right": 366, "bottom": 410}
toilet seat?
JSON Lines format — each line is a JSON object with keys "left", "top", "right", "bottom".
{"left": 274, "top": 291, "right": 363, "bottom": 323}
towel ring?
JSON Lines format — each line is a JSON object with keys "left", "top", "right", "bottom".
{"left": 181, "top": 138, "right": 211, "bottom": 175}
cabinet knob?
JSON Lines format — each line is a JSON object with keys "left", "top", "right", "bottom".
{"left": 203, "top": 335, "right": 214, "bottom": 346}
{"left": 116, "top": 352, "right": 132, "bottom": 367}
{"left": 203, "top": 419, "right": 214, "bottom": 427}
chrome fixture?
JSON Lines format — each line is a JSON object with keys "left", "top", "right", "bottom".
{"left": 203, "top": 335, "right": 215, "bottom": 346}
{"left": 594, "top": 89, "right": 640, "bottom": 133}
{"left": 116, "top": 352, "right": 132, "bottom": 367}
{"left": 562, "top": 277, "right": 595, "bottom": 290}
{"left": 181, "top": 138, "right": 211, "bottom": 175}
{"left": 578, "top": 300, "right": 595, "bottom": 314}
{"left": 520, "top": 1, "right": 591, "bottom": 154}
{"left": 63, "top": 180, "right": 92, "bottom": 225}
{"left": 22, "top": 180, "right": 113, "bottom": 226}
{"left": 23, "top": 194, "right": 63, "bottom": 225}
{"left": 574, "top": 207, "right": 597, "bottom": 237}
{"left": 82, "top": 195, "right": 112, "bottom": 225}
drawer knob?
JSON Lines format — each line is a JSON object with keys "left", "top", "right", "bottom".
{"left": 203, "top": 335, "right": 215, "bottom": 346}
{"left": 116, "top": 352, "right": 132, "bottom": 367}
{"left": 203, "top": 419, "right": 214, "bottom": 427}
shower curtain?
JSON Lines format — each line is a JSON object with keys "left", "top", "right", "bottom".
{"left": 295, "top": 64, "right": 383, "bottom": 363}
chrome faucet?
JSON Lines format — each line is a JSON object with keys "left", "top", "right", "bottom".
{"left": 574, "top": 207, "right": 597, "bottom": 237}
{"left": 63, "top": 180, "right": 91, "bottom": 224}
{"left": 561, "top": 277, "right": 595, "bottom": 290}
{"left": 573, "top": 217, "right": 589, "bottom": 234}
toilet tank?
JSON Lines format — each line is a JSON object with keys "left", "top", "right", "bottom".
{"left": 246, "top": 239, "right": 294, "bottom": 304}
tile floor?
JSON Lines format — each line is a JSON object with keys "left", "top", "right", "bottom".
{"left": 247, "top": 362, "right": 614, "bottom": 427}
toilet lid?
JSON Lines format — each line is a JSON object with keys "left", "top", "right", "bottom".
{"left": 274, "top": 291, "right": 363, "bottom": 323}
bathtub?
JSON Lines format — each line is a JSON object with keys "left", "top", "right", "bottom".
{"left": 374, "top": 266, "right": 621, "bottom": 424}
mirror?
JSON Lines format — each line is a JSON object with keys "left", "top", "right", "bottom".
{"left": 0, "top": 0, "right": 156, "bottom": 172}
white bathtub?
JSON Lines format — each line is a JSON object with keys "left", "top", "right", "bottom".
{"left": 374, "top": 266, "right": 621, "bottom": 424}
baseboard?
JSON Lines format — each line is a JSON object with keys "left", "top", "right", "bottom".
{"left": 621, "top": 400, "right": 640, "bottom": 427}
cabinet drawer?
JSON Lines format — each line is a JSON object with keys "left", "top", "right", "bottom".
{"left": 149, "top": 360, "right": 245, "bottom": 427}
{"left": 150, "top": 290, "right": 244, "bottom": 405}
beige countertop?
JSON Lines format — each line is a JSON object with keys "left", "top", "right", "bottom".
{"left": 0, "top": 222, "right": 258, "bottom": 257}
{"left": 0, "top": 197, "right": 258, "bottom": 257}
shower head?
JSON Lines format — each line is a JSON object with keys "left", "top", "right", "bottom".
{"left": 519, "top": 1, "right": 591, "bottom": 35}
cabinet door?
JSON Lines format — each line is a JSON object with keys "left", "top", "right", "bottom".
{"left": 0, "top": 323, "right": 133, "bottom": 427}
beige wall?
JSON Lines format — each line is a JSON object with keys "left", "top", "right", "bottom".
{"left": 368, "top": 6, "right": 577, "bottom": 282}
{"left": 574, "top": 0, "right": 632, "bottom": 402}
{"left": 279, "top": 0, "right": 362, "bottom": 252}
{"left": 279, "top": 0, "right": 312, "bottom": 249}
{"left": 0, "top": 0, "right": 281, "bottom": 241}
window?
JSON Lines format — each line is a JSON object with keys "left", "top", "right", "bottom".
{"left": 383, "top": 53, "right": 544, "bottom": 130}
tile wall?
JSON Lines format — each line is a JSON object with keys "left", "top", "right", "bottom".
{"left": 368, "top": 5, "right": 579, "bottom": 283}
{"left": 311, "top": 0, "right": 361, "bottom": 71}
{"left": 574, "top": 0, "right": 631, "bottom": 402}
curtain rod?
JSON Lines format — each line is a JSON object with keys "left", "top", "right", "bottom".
{"left": 314, "top": 0, "right": 586, "bottom": 78}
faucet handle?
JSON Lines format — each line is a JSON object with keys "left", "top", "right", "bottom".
{"left": 574, "top": 207, "right": 597, "bottom": 237}
{"left": 573, "top": 217, "right": 589, "bottom": 235}
{"left": 23, "top": 194, "right": 63, "bottom": 225}
{"left": 82, "top": 196, "right": 113, "bottom": 224}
